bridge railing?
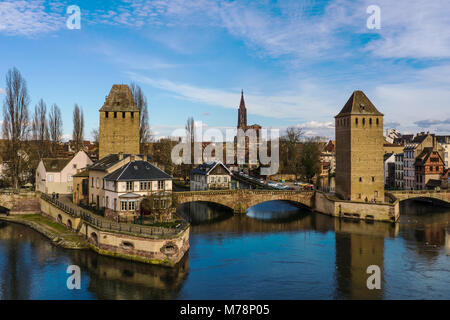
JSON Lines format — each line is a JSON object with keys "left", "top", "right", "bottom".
{"left": 40, "top": 193, "right": 188, "bottom": 238}
{"left": 389, "top": 189, "right": 448, "bottom": 194}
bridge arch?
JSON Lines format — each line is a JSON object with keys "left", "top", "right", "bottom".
{"left": 387, "top": 191, "right": 450, "bottom": 207}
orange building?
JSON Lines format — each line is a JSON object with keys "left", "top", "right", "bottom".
{"left": 414, "top": 148, "right": 445, "bottom": 190}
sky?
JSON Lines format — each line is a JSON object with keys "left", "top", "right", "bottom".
{"left": 0, "top": 0, "right": 450, "bottom": 141}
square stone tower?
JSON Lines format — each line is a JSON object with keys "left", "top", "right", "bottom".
{"left": 99, "top": 85, "right": 140, "bottom": 159}
{"left": 335, "top": 91, "right": 384, "bottom": 202}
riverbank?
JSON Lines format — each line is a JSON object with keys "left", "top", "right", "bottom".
{"left": 0, "top": 213, "right": 89, "bottom": 249}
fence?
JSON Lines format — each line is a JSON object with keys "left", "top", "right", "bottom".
{"left": 41, "top": 193, "right": 187, "bottom": 237}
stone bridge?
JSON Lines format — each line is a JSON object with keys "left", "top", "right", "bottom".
{"left": 0, "top": 191, "right": 40, "bottom": 213}
{"left": 387, "top": 190, "right": 450, "bottom": 205}
{"left": 174, "top": 190, "right": 315, "bottom": 213}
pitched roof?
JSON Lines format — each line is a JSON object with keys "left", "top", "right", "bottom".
{"left": 73, "top": 169, "right": 89, "bottom": 177}
{"left": 104, "top": 160, "right": 172, "bottom": 181}
{"left": 42, "top": 158, "right": 71, "bottom": 172}
{"left": 336, "top": 90, "right": 383, "bottom": 117}
{"left": 99, "top": 84, "right": 139, "bottom": 112}
{"left": 239, "top": 90, "right": 246, "bottom": 110}
{"left": 191, "top": 161, "right": 231, "bottom": 176}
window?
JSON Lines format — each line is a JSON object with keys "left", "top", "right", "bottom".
{"left": 362, "top": 118, "right": 366, "bottom": 125}
{"left": 128, "top": 201, "right": 135, "bottom": 211}
{"left": 158, "top": 180, "right": 164, "bottom": 190}
{"left": 68, "top": 174, "right": 73, "bottom": 182}
{"left": 376, "top": 118, "right": 379, "bottom": 126}
{"left": 91, "top": 177, "right": 94, "bottom": 187}
{"left": 68, "top": 186, "right": 72, "bottom": 192}
{"left": 126, "top": 181, "right": 133, "bottom": 191}
{"left": 73, "top": 164, "right": 77, "bottom": 169}
{"left": 355, "top": 118, "right": 358, "bottom": 125}
{"left": 359, "top": 177, "right": 362, "bottom": 182}
{"left": 96, "top": 177, "right": 100, "bottom": 188}
{"left": 106, "top": 196, "right": 109, "bottom": 208}
{"left": 122, "top": 112, "right": 125, "bottom": 118}
{"left": 48, "top": 174, "right": 54, "bottom": 182}
{"left": 114, "top": 112, "right": 117, "bottom": 118}
{"left": 369, "top": 118, "right": 372, "bottom": 125}
{"left": 105, "top": 111, "right": 109, "bottom": 118}
{"left": 372, "top": 176, "right": 375, "bottom": 182}
{"left": 131, "top": 112, "right": 134, "bottom": 118}
{"left": 121, "top": 201, "right": 127, "bottom": 211}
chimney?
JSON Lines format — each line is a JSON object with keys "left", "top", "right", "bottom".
{"left": 131, "top": 155, "right": 135, "bottom": 161}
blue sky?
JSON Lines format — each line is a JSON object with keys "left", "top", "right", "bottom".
{"left": 1, "top": 0, "right": 450, "bottom": 140}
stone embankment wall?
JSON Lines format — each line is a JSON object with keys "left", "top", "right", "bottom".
{"left": 314, "top": 191, "right": 399, "bottom": 222}
{"left": 0, "top": 191, "right": 40, "bottom": 213}
{"left": 39, "top": 196, "right": 190, "bottom": 266}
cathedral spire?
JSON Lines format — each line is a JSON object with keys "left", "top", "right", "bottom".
{"left": 237, "top": 90, "right": 247, "bottom": 129}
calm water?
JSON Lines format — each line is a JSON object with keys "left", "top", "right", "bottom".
{"left": 0, "top": 200, "right": 449, "bottom": 300}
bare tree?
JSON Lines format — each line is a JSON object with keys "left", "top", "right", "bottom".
{"left": 1, "top": 67, "right": 30, "bottom": 189}
{"left": 32, "top": 99, "right": 49, "bottom": 158}
{"left": 48, "top": 103, "right": 63, "bottom": 153}
{"left": 72, "top": 104, "right": 84, "bottom": 152}
{"left": 130, "top": 82, "right": 151, "bottom": 153}
{"left": 280, "top": 127, "right": 303, "bottom": 179}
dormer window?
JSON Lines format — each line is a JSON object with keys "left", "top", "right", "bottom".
{"left": 105, "top": 112, "right": 109, "bottom": 118}
{"left": 114, "top": 112, "right": 117, "bottom": 118}
{"left": 122, "top": 112, "right": 125, "bottom": 118}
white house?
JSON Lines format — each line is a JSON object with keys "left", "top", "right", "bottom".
{"left": 102, "top": 159, "right": 173, "bottom": 219}
{"left": 190, "top": 161, "right": 232, "bottom": 191}
{"left": 35, "top": 150, "right": 93, "bottom": 194}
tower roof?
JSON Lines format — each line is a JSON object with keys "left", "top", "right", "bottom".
{"left": 239, "top": 89, "right": 246, "bottom": 110}
{"left": 335, "top": 90, "right": 383, "bottom": 117}
{"left": 99, "top": 84, "right": 139, "bottom": 112}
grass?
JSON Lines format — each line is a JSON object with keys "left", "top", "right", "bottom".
{"left": 20, "top": 214, "right": 70, "bottom": 233}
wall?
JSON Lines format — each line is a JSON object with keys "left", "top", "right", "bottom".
{"left": 0, "top": 192, "right": 39, "bottom": 213}
{"left": 314, "top": 191, "right": 399, "bottom": 222}
{"left": 78, "top": 221, "right": 190, "bottom": 266}
{"left": 39, "top": 197, "right": 81, "bottom": 230}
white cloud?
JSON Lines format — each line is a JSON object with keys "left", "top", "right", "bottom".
{"left": 0, "top": 0, "right": 65, "bottom": 36}
{"left": 127, "top": 72, "right": 337, "bottom": 121}
{"left": 0, "top": 88, "right": 6, "bottom": 95}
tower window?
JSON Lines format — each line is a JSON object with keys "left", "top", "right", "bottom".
{"left": 355, "top": 118, "right": 358, "bottom": 125}
{"left": 114, "top": 112, "right": 117, "bottom": 118}
{"left": 122, "top": 112, "right": 125, "bottom": 118}
{"left": 369, "top": 118, "right": 372, "bottom": 125}
{"left": 362, "top": 118, "right": 366, "bottom": 125}
{"left": 376, "top": 118, "right": 379, "bottom": 126}
{"left": 131, "top": 112, "right": 134, "bottom": 118}
{"left": 372, "top": 176, "right": 375, "bottom": 182}
{"left": 359, "top": 177, "right": 362, "bottom": 182}
{"left": 105, "top": 112, "right": 109, "bottom": 118}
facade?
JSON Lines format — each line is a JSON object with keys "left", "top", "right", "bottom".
{"left": 403, "top": 133, "right": 445, "bottom": 190}
{"left": 414, "top": 148, "right": 445, "bottom": 190}
{"left": 35, "top": 150, "right": 93, "bottom": 194}
{"left": 384, "top": 152, "right": 396, "bottom": 189}
{"left": 190, "top": 161, "right": 232, "bottom": 191}
{"left": 394, "top": 153, "right": 404, "bottom": 189}
{"left": 99, "top": 84, "right": 140, "bottom": 159}
{"left": 73, "top": 169, "right": 89, "bottom": 205}
{"left": 335, "top": 90, "right": 384, "bottom": 202}
{"left": 103, "top": 160, "right": 173, "bottom": 219}
{"left": 87, "top": 153, "right": 150, "bottom": 209}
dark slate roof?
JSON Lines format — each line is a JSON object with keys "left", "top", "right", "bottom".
{"left": 412, "top": 133, "right": 429, "bottom": 144}
{"left": 99, "top": 84, "right": 139, "bottom": 112}
{"left": 191, "top": 161, "right": 231, "bottom": 176}
{"left": 336, "top": 90, "right": 383, "bottom": 117}
{"left": 384, "top": 152, "right": 395, "bottom": 162}
{"left": 104, "top": 160, "right": 172, "bottom": 181}
{"left": 43, "top": 158, "right": 71, "bottom": 172}
{"left": 89, "top": 154, "right": 152, "bottom": 171}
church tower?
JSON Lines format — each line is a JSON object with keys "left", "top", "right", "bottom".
{"left": 237, "top": 90, "right": 247, "bottom": 130}
{"left": 99, "top": 84, "right": 140, "bottom": 159}
{"left": 335, "top": 90, "right": 384, "bottom": 202}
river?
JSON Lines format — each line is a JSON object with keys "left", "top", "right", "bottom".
{"left": 0, "top": 200, "right": 449, "bottom": 299}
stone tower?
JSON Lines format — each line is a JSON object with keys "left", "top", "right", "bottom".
{"left": 237, "top": 90, "right": 247, "bottom": 129}
{"left": 99, "top": 84, "right": 140, "bottom": 159}
{"left": 335, "top": 90, "right": 384, "bottom": 202}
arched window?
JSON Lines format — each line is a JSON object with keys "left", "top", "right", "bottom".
{"left": 122, "top": 112, "right": 125, "bottom": 118}
{"left": 376, "top": 118, "right": 379, "bottom": 126}
{"left": 362, "top": 118, "right": 366, "bottom": 125}
{"left": 355, "top": 118, "right": 359, "bottom": 125}
{"left": 369, "top": 118, "right": 372, "bottom": 125}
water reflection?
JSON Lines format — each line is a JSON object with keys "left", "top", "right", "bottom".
{"left": 0, "top": 199, "right": 449, "bottom": 299}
